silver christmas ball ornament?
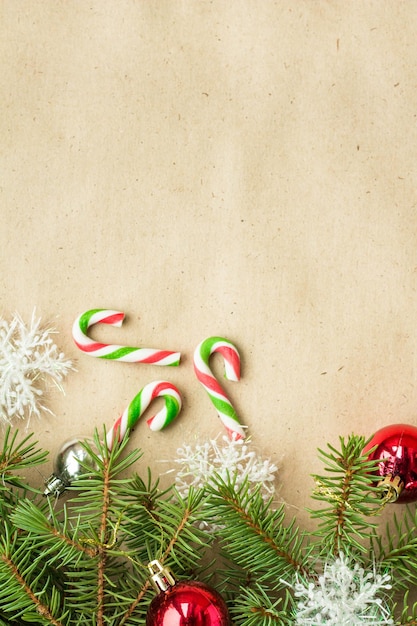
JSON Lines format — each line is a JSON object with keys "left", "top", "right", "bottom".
{"left": 44, "top": 437, "right": 99, "bottom": 497}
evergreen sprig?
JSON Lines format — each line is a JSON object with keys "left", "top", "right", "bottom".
{"left": 0, "top": 429, "right": 212, "bottom": 626}
{"left": 0, "top": 426, "right": 46, "bottom": 492}
{"left": 230, "top": 584, "right": 294, "bottom": 626}
{"left": 309, "top": 434, "right": 383, "bottom": 556}
{"left": 0, "top": 429, "right": 416, "bottom": 624}
{"left": 373, "top": 505, "right": 417, "bottom": 590}
{"left": 205, "top": 473, "right": 313, "bottom": 626}
{"left": 208, "top": 473, "right": 311, "bottom": 586}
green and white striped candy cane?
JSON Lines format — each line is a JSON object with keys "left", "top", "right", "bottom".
{"left": 106, "top": 380, "right": 182, "bottom": 449}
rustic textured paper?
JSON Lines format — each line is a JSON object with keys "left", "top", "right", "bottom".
{"left": 1, "top": 1, "right": 417, "bottom": 527}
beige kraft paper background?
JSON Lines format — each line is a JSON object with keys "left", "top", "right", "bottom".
{"left": 1, "top": 0, "right": 417, "bottom": 529}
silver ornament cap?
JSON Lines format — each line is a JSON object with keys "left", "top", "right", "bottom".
{"left": 44, "top": 437, "right": 98, "bottom": 497}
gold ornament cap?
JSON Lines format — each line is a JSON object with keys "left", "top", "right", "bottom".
{"left": 378, "top": 474, "right": 404, "bottom": 502}
{"left": 148, "top": 560, "right": 176, "bottom": 593}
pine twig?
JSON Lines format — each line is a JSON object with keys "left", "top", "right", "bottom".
{"left": 372, "top": 506, "right": 417, "bottom": 591}
{"left": 232, "top": 585, "right": 294, "bottom": 626}
{"left": 97, "top": 455, "right": 111, "bottom": 626}
{"left": 309, "top": 435, "right": 382, "bottom": 557}
{"left": 119, "top": 489, "right": 207, "bottom": 626}
{"left": 1, "top": 552, "right": 64, "bottom": 626}
{"left": 209, "top": 475, "right": 312, "bottom": 584}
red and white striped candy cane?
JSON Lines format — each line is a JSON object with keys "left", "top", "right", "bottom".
{"left": 106, "top": 380, "right": 182, "bottom": 449}
{"left": 72, "top": 309, "right": 181, "bottom": 366}
{"left": 193, "top": 336, "right": 246, "bottom": 440}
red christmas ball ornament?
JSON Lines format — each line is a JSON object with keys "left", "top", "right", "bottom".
{"left": 363, "top": 423, "right": 417, "bottom": 503}
{"left": 146, "top": 560, "right": 230, "bottom": 626}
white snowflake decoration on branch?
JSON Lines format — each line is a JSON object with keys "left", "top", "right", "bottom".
{"left": 292, "top": 552, "right": 393, "bottom": 626}
{"left": 0, "top": 312, "right": 73, "bottom": 424}
{"left": 168, "top": 436, "right": 278, "bottom": 530}
{"left": 172, "top": 435, "right": 278, "bottom": 499}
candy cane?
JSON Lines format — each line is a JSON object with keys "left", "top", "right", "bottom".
{"left": 106, "top": 380, "right": 182, "bottom": 449}
{"left": 193, "top": 336, "right": 246, "bottom": 440}
{"left": 72, "top": 309, "right": 181, "bottom": 366}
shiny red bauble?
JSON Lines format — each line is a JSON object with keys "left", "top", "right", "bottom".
{"left": 146, "top": 580, "right": 230, "bottom": 626}
{"left": 363, "top": 423, "right": 417, "bottom": 503}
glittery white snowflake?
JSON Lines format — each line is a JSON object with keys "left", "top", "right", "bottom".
{"left": 172, "top": 435, "right": 278, "bottom": 499}
{"left": 292, "top": 553, "right": 393, "bottom": 625}
{"left": 0, "top": 312, "right": 73, "bottom": 424}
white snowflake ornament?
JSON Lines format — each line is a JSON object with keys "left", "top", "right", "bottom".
{"left": 173, "top": 435, "right": 277, "bottom": 498}
{"left": 172, "top": 434, "right": 277, "bottom": 497}
{"left": 0, "top": 312, "right": 73, "bottom": 424}
{"left": 292, "top": 553, "right": 393, "bottom": 626}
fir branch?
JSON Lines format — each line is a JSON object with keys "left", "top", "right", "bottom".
{"left": 209, "top": 474, "right": 311, "bottom": 586}
{"left": 67, "top": 432, "right": 146, "bottom": 625}
{"left": 0, "top": 524, "right": 67, "bottom": 625}
{"left": 160, "top": 498, "right": 195, "bottom": 560}
{"left": 309, "top": 435, "right": 382, "bottom": 556}
{"left": 372, "top": 506, "right": 417, "bottom": 590}
{"left": 231, "top": 585, "right": 293, "bottom": 626}
{"left": 116, "top": 578, "right": 151, "bottom": 626}
{"left": 118, "top": 488, "right": 210, "bottom": 626}
{"left": 97, "top": 454, "right": 111, "bottom": 626}
{"left": 4, "top": 427, "right": 417, "bottom": 624}
{"left": 158, "top": 489, "right": 209, "bottom": 569}
{"left": 1, "top": 552, "right": 64, "bottom": 626}
{"left": 0, "top": 426, "right": 47, "bottom": 491}
{"left": 11, "top": 499, "right": 97, "bottom": 562}
{"left": 395, "top": 589, "right": 417, "bottom": 625}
